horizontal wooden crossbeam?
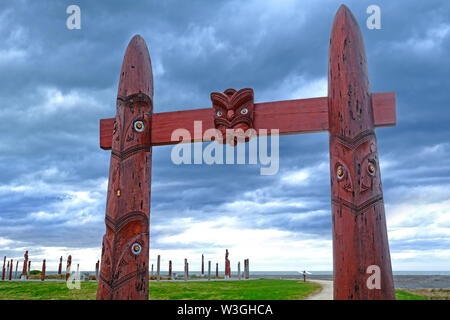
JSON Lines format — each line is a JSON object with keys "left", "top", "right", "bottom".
{"left": 100, "top": 91, "right": 395, "bottom": 149}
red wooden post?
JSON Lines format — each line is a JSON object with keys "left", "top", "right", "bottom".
{"left": 58, "top": 256, "right": 62, "bottom": 275}
{"left": 225, "top": 249, "right": 231, "bottom": 279}
{"left": 41, "top": 260, "right": 46, "bottom": 281}
{"left": 22, "top": 251, "right": 28, "bottom": 277}
{"left": 1, "top": 256, "right": 5, "bottom": 280}
{"left": 168, "top": 260, "right": 172, "bottom": 279}
{"left": 66, "top": 255, "right": 72, "bottom": 280}
{"left": 201, "top": 254, "right": 204, "bottom": 276}
{"left": 95, "top": 260, "right": 99, "bottom": 281}
{"left": 8, "top": 259, "right": 13, "bottom": 280}
{"left": 328, "top": 5, "right": 395, "bottom": 299}
{"left": 97, "top": 35, "right": 153, "bottom": 300}
{"left": 6, "top": 261, "right": 9, "bottom": 280}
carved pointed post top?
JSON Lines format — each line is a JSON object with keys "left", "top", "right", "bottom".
{"left": 329, "top": 4, "right": 373, "bottom": 139}
{"left": 117, "top": 34, "right": 153, "bottom": 100}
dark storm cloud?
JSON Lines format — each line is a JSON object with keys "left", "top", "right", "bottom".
{"left": 0, "top": 0, "right": 449, "bottom": 269}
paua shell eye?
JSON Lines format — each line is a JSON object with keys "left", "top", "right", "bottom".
{"left": 131, "top": 243, "right": 142, "bottom": 255}
{"left": 240, "top": 108, "right": 248, "bottom": 115}
{"left": 337, "top": 165, "right": 345, "bottom": 180}
{"left": 134, "top": 120, "right": 144, "bottom": 132}
{"left": 367, "top": 162, "right": 376, "bottom": 176}
{"left": 216, "top": 111, "right": 223, "bottom": 117}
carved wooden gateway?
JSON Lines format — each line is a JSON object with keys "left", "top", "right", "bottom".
{"left": 97, "top": 5, "right": 396, "bottom": 300}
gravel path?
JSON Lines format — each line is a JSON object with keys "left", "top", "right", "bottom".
{"left": 305, "top": 280, "right": 333, "bottom": 300}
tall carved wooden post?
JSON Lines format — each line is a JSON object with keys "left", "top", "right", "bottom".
{"left": 168, "top": 260, "right": 172, "bottom": 279}
{"left": 1, "top": 256, "right": 5, "bottom": 280}
{"left": 41, "top": 260, "right": 46, "bottom": 281}
{"left": 328, "top": 5, "right": 395, "bottom": 300}
{"left": 8, "top": 259, "right": 13, "bottom": 280}
{"left": 157, "top": 255, "right": 160, "bottom": 281}
{"left": 184, "top": 259, "right": 188, "bottom": 281}
{"left": 22, "top": 251, "right": 28, "bottom": 278}
{"left": 97, "top": 35, "right": 153, "bottom": 300}
{"left": 58, "top": 256, "right": 62, "bottom": 276}
{"left": 66, "top": 255, "right": 72, "bottom": 280}
{"left": 95, "top": 260, "right": 100, "bottom": 281}
{"left": 238, "top": 262, "right": 241, "bottom": 280}
{"left": 208, "top": 261, "right": 211, "bottom": 281}
{"left": 201, "top": 254, "right": 204, "bottom": 276}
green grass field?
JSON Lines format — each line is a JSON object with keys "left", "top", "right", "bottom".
{"left": 394, "top": 289, "right": 428, "bottom": 300}
{"left": 0, "top": 279, "right": 429, "bottom": 300}
{"left": 0, "top": 279, "right": 320, "bottom": 300}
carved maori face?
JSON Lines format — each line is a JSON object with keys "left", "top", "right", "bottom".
{"left": 211, "top": 88, "right": 254, "bottom": 145}
{"left": 331, "top": 135, "right": 382, "bottom": 206}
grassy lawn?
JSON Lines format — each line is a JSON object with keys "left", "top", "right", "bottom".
{"left": 395, "top": 289, "right": 428, "bottom": 300}
{"left": 0, "top": 281, "right": 98, "bottom": 300}
{"left": 0, "top": 279, "right": 320, "bottom": 300}
{"left": 0, "top": 280, "right": 436, "bottom": 300}
{"left": 150, "top": 279, "right": 320, "bottom": 300}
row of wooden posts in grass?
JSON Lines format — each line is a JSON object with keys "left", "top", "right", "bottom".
{"left": 1, "top": 251, "right": 101, "bottom": 282}
{"left": 2, "top": 250, "right": 249, "bottom": 282}
{"left": 150, "top": 251, "right": 250, "bottom": 281}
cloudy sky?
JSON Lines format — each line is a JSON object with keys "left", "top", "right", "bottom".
{"left": 0, "top": 0, "right": 449, "bottom": 273}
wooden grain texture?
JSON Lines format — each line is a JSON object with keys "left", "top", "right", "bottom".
{"left": 328, "top": 5, "right": 395, "bottom": 300}
{"left": 99, "top": 92, "right": 395, "bottom": 149}
{"left": 97, "top": 35, "right": 152, "bottom": 300}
